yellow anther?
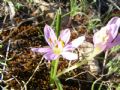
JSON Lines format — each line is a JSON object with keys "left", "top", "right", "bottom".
{"left": 58, "top": 38, "right": 65, "bottom": 47}
{"left": 48, "top": 38, "right": 52, "bottom": 43}
{"left": 60, "top": 40, "right": 65, "bottom": 47}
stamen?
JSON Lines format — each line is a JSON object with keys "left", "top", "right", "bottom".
{"left": 60, "top": 40, "right": 65, "bottom": 47}
{"left": 48, "top": 38, "right": 52, "bottom": 43}
{"left": 58, "top": 38, "right": 65, "bottom": 47}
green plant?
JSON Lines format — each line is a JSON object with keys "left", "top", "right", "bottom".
{"left": 116, "top": 84, "right": 120, "bottom": 90}
{"left": 26, "top": 0, "right": 33, "bottom": 3}
{"left": 87, "top": 18, "right": 101, "bottom": 33}
{"left": 110, "top": 45, "right": 120, "bottom": 53}
{"left": 70, "top": 0, "right": 79, "bottom": 17}
{"left": 107, "top": 59, "right": 120, "bottom": 74}
{"left": 15, "top": 3, "right": 23, "bottom": 10}
{"left": 80, "top": 0, "right": 88, "bottom": 12}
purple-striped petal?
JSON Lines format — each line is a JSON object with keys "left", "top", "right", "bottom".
{"left": 107, "top": 35, "right": 120, "bottom": 49}
{"left": 107, "top": 24, "right": 119, "bottom": 42}
{"left": 107, "top": 17, "right": 120, "bottom": 25}
{"left": 61, "top": 52, "right": 78, "bottom": 60}
{"left": 59, "top": 29, "right": 70, "bottom": 45}
{"left": 31, "top": 47, "right": 51, "bottom": 53}
{"left": 44, "top": 25, "right": 57, "bottom": 47}
{"left": 44, "top": 51, "right": 59, "bottom": 60}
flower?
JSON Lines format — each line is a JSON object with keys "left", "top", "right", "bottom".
{"left": 31, "top": 25, "right": 85, "bottom": 61}
{"left": 93, "top": 17, "right": 120, "bottom": 54}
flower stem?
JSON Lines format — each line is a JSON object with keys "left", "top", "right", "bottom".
{"left": 55, "top": 8, "right": 61, "bottom": 38}
{"left": 50, "top": 8, "right": 62, "bottom": 89}
{"left": 50, "top": 59, "right": 59, "bottom": 85}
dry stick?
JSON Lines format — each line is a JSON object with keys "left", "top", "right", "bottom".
{"left": 12, "top": 75, "right": 23, "bottom": 90}
{"left": 102, "top": 50, "right": 109, "bottom": 75}
{"left": 1, "top": 16, "right": 39, "bottom": 43}
{"left": 91, "top": 72, "right": 115, "bottom": 90}
{"left": 108, "top": 0, "right": 120, "bottom": 10}
{"left": 91, "top": 76, "right": 103, "bottom": 90}
{"left": 22, "top": 57, "right": 44, "bottom": 90}
{"left": 1, "top": 40, "right": 11, "bottom": 80}
{"left": 1, "top": 15, "right": 52, "bottom": 44}
{"left": 66, "top": 71, "right": 88, "bottom": 80}
{"left": 66, "top": 73, "right": 113, "bottom": 86}
{"left": 22, "top": 81, "right": 27, "bottom": 90}
{"left": 3, "top": 14, "right": 8, "bottom": 25}
{"left": 57, "top": 60, "right": 88, "bottom": 77}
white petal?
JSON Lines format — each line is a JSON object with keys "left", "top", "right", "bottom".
{"left": 61, "top": 52, "right": 78, "bottom": 60}
{"left": 116, "top": 18, "right": 120, "bottom": 27}
{"left": 71, "top": 36, "right": 85, "bottom": 48}
{"left": 59, "top": 29, "right": 70, "bottom": 44}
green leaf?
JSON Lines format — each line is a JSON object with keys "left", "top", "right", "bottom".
{"left": 55, "top": 77, "right": 63, "bottom": 90}
{"left": 116, "top": 84, "right": 120, "bottom": 90}
{"left": 111, "top": 45, "right": 120, "bottom": 53}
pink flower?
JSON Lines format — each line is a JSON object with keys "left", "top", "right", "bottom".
{"left": 31, "top": 25, "right": 85, "bottom": 61}
{"left": 93, "top": 17, "right": 120, "bottom": 53}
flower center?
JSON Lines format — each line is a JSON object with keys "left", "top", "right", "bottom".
{"left": 53, "top": 46, "right": 62, "bottom": 55}
{"left": 53, "top": 40, "right": 65, "bottom": 55}
{"left": 94, "top": 46, "right": 101, "bottom": 53}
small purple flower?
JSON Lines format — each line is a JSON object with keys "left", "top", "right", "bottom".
{"left": 31, "top": 25, "right": 85, "bottom": 61}
{"left": 93, "top": 17, "right": 120, "bottom": 53}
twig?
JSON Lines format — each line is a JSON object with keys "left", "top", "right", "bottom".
{"left": 1, "top": 16, "right": 40, "bottom": 43}
{"left": 66, "top": 71, "right": 87, "bottom": 80}
{"left": 108, "top": 0, "right": 120, "bottom": 10}
{"left": 1, "top": 40, "right": 11, "bottom": 80}
{"left": 102, "top": 50, "right": 109, "bottom": 75}
{"left": 57, "top": 60, "right": 88, "bottom": 77}
{"left": 12, "top": 75, "right": 23, "bottom": 90}
{"left": 22, "top": 57, "right": 44, "bottom": 90}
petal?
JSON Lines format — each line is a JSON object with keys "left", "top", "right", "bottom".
{"left": 93, "top": 27, "right": 108, "bottom": 44}
{"left": 93, "top": 24, "right": 119, "bottom": 45}
{"left": 94, "top": 43, "right": 107, "bottom": 54}
{"left": 61, "top": 52, "right": 78, "bottom": 60}
{"left": 93, "top": 29, "right": 101, "bottom": 44}
{"left": 44, "top": 51, "right": 59, "bottom": 60}
{"left": 70, "top": 36, "right": 85, "bottom": 48}
{"left": 59, "top": 29, "right": 70, "bottom": 44}
{"left": 57, "top": 41, "right": 64, "bottom": 50}
{"left": 63, "top": 43, "right": 75, "bottom": 51}
{"left": 44, "top": 25, "right": 57, "bottom": 47}
{"left": 31, "top": 47, "right": 51, "bottom": 53}
{"left": 115, "top": 17, "right": 120, "bottom": 27}
{"left": 107, "top": 17, "right": 120, "bottom": 25}
{"left": 106, "top": 24, "right": 119, "bottom": 41}
{"left": 107, "top": 35, "right": 120, "bottom": 49}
